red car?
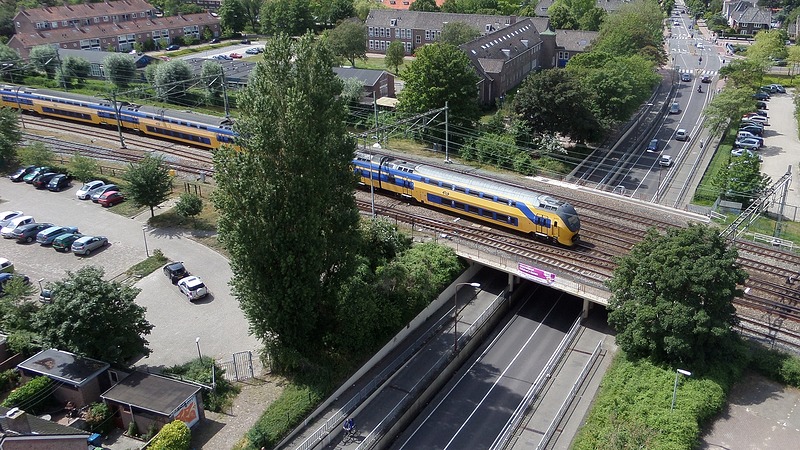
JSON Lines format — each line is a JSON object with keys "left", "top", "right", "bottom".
{"left": 98, "top": 191, "right": 125, "bottom": 207}
{"left": 229, "top": 52, "right": 243, "bottom": 59}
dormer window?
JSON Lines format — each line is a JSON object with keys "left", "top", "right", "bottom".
{"left": 485, "top": 24, "right": 492, "bottom": 32}
{"left": 390, "top": 19, "right": 397, "bottom": 26}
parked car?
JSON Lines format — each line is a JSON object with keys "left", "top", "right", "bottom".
{"left": 213, "top": 54, "right": 232, "bottom": 60}
{"left": 23, "top": 167, "right": 49, "bottom": 183}
{"left": 680, "top": 73, "right": 691, "bottom": 82}
{"left": 36, "top": 226, "right": 79, "bottom": 245}
{"left": 646, "top": 139, "right": 659, "bottom": 151}
{"left": 0, "top": 258, "right": 13, "bottom": 274}
{"left": 734, "top": 138, "right": 761, "bottom": 150}
{"left": 71, "top": 235, "right": 108, "bottom": 255}
{"left": 166, "top": 44, "right": 180, "bottom": 51}
{"left": 98, "top": 191, "right": 125, "bottom": 207}
{"left": 229, "top": 52, "right": 242, "bottom": 59}
{"left": 53, "top": 233, "right": 84, "bottom": 252}
{"left": 760, "top": 85, "right": 777, "bottom": 94}
{"left": 1, "top": 216, "right": 34, "bottom": 238}
{"left": 32, "top": 172, "right": 58, "bottom": 189}
{"left": 658, "top": 155, "right": 673, "bottom": 167}
{"left": 737, "top": 130, "right": 761, "bottom": 140}
{"left": 245, "top": 48, "right": 260, "bottom": 55}
{"left": 0, "top": 273, "right": 29, "bottom": 296}
{"left": 739, "top": 125, "right": 764, "bottom": 136}
{"left": 744, "top": 110, "right": 768, "bottom": 119}
{"left": 240, "top": 39, "right": 251, "bottom": 44}
{"left": 90, "top": 184, "right": 119, "bottom": 202}
{"left": 742, "top": 115, "right": 769, "bottom": 126}
{"left": 47, "top": 174, "right": 72, "bottom": 192}
{"left": 701, "top": 75, "right": 712, "bottom": 83}
{"left": 675, "top": 129, "right": 689, "bottom": 141}
{"left": 731, "top": 147, "right": 757, "bottom": 158}
{"left": 210, "top": 37, "right": 220, "bottom": 44}
{"left": 669, "top": 102, "right": 680, "bottom": 114}
{"left": 0, "top": 211, "right": 24, "bottom": 228}
{"left": 12, "top": 222, "right": 54, "bottom": 243}
{"left": 753, "top": 91, "right": 770, "bottom": 101}
{"left": 8, "top": 165, "right": 35, "bottom": 182}
{"left": 755, "top": 101, "right": 768, "bottom": 110}
{"left": 39, "top": 288, "right": 53, "bottom": 303}
{"left": 76, "top": 180, "right": 105, "bottom": 200}
{"left": 770, "top": 84, "right": 786, "bottom": 93}
{"left": 178, "top": 276, "right": 208, "bottom": 301}
{"left": 163, "top": 261, "right": 189, "bottom": 284}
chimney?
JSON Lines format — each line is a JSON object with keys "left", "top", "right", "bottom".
{"left": 4, "top": 408, "right": 31, "bottom": 434}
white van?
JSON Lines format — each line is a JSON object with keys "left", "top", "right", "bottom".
{"left": 0, "top": 216, "right": 34, "bottom": 238}
{"left": 659, "top": 155, "right": 673, "bottom": 167}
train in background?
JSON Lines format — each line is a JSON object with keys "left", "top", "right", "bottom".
{"left": 353, "top": 152, "right": 581, "bottom": 246}
{"left": 0, "top": 85, "right": 581, "bottom": 245}
{"left": 0, "top": 85, "right": 235, "bottom": 149}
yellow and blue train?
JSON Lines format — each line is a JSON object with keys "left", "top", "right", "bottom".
{"left": 353, "top": 152, "right": 581, "bottom": 246}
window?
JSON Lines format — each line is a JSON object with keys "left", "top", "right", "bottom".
{"left": 51, "top": 21, "right": 57, "bottom": 28}
{"left": 35, "top": 22, "right": 43, "bottom": 29}
{"left": 369, "top": 40, "right": 374, "bottom": 50}
{"left": 390, "top": 19, "right": 397, "bottom": 26}
{"left": 368, "top": 26, "right": 373, "bottom": 37}
{"left": 425, "top": 30, "right": 430, "bottom": 41}
{"left": 112, "top": 15, "right": 118, "bottom": 22}
{"left": 103, "top": 16, "right": 109, "bottom": 22}
{"left": 62, "top": 20, "right": 67, "bottom": 26}
{"left": 415, "top": 35, "right": 421, "bottom": 44}
{"left": 94, "top": 17, "right": 99, "bottom": 23}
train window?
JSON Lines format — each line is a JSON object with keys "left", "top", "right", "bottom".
{"left": 466, "top": 205, "right": 480, "bottom": 214}
{"left": 480, "top": 209, "right": 494, "bottom": 218}
{"left": 543, "top": 219, "right": 551, "bottom": 228}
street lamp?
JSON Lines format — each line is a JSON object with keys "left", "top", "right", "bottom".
{"left": 37, "top": 278, "right": 44, "bottom": 293}
{"left": 142, "top": 226, "right": 149, "bottom": 257}
{"left": 454, "top": 282, "right": 481, "bottom": 354}
{"left": 671, "top": 368, "right": 692, "bottom": 411}
{"left": 195, "top": 337, "right": 202, "bottom": 361}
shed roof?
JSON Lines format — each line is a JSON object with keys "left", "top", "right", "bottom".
{"left": 333, "top": 67, "right": 388, "bottom": 86}
{"left": 0, "top": 406, "right": 89, "bottom": 436}
{"left": 18, "top": 349, "right": 109, "bottom": 388}
{"left": 101, "top": 371, "right": 201, "bottom": 416}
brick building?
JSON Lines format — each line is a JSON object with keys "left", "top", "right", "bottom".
{"left": 8, "top": 0, "right": 220, "bottom": 58}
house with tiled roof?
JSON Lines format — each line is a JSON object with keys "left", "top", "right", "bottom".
{"left": 0, "top": 406, "right": 89, "bottom": 450}
{"left": 723, "top": 0, "right": 771, "bottom": 34}
{"left": 460, "top": 18, "right": 544, "bottom": 105}
{"left": 8, "top": 0, "right": 220, "bottom": 58}
{"left": 379, "top": 0, "right": 447, "bottom": 10}
{"left": 551, "top": 29, "right": 598, "bottom": 67}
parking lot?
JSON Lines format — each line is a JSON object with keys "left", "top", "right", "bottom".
{"left": 0, "top": 178, "right": 260, "bottom": 370}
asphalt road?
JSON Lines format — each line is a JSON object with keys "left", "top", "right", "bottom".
{"left": 0, "top": 178, "right": 260, "bottom": 370}
{"left": 389, "top": 289, "right": 581, "bottom": 449}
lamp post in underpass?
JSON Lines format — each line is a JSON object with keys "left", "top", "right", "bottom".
{"left": 454, "top": 282, "right": 481, "bottom": 354}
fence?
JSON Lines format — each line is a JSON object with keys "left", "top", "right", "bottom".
{"left": 217, "top": 351, "right": 260, "bottom": 382}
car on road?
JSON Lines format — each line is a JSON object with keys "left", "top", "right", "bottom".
{"left": 76, "top": 180, "right": 105, "bottom": 200}
{"left": 658, "top": 155, "right": 673, "bottom": 167}
{"left": 53, "top": 233, "right": 84, "bottom": 252}
{"left": 163, "top": 261, "right": 189, "bottom": 284}
{"left": 701, "top": 75, "right": 712, "bottom": 83}
{"left": 36, "top": 226, "right": 79, "bottom": 245}
{"left": 98, "top": 191, "right": 125, "bottom": 207}
{"left": 647, "top": 139, "right": 659, "bottom": 151}
{"left": 753, "top": 92, "right": 770, "bottom": 101}
{"left": 1, "top": 216, "right": 34, "bottom": 238}
{"left": 23, "top": 167, "right": 49, "bottom": 183}
{"left": 240, "top": 39, "right": 251, "bottom": 45}
{"left": 0, "top": 258, "right": 13, "bottom": 274}
{"left": 9, "top": 165, "right": 35, "bottom": 182}
{"left": 681, "top": 73, "right": 691, "bottom": 82}
{"left": 0, "top": 211, "right": 24, "bottom": 228}
{"left": 11, "top": 222, "right": 54, "bottom": 243}
{"left": 0, "top": 273, "right": 29, "bottom": 296}
{"left": 166, "top": 44, "right": 180, "bottom": 51}
{"left": 32, "top": 172, "right": 58, "bottom": 189}
{"left": 71, "top": 235, "right": 108, "bottom": 255}
{"left": 696, "top": 42, "right": 704, "bottom": 49}
{"left": 47, "top": 174, "right": 71, "bottom": 192}
{"left": 675, "top": 129, "right": 689, "bottom": 141}
{"left": 229, "top": 52, "right": 243, "bottom": 58}
{"left": 90, "top": 184, "right": 119, "bottom": 202}
{"left": 178, "top": 276, "right": 208, "bottom": 301}
{"left": 673, "top": 20, "right": 680, "bottom": 26}
{"left": 669, "top": 102, "right": 680, "bottom": 114}
{"left": 735, "top": 138, "right": 761, "bottom": 150}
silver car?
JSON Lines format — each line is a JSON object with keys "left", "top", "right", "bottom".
{"left": 71, "top": 235, "right": 108, "bottom": 255}
{"left": 90, "top": 184, "right": 119, "bottom": 203}
{"left": 76, "top": 180, "right": 104, "bottom": 200}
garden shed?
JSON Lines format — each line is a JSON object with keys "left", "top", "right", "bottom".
{"left": 16, "top": 349, "right": 111, "bottom": 408}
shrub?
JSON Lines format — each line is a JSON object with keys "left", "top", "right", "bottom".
{"left": 150, "top": 420, "right": 191, "bottom": 450}
{"left": 84, "top": 402, "right": 113, "bottom": 434}
{"left": 143, "top": 423, "right": 158, "bottom": 441}
{"left": 2, "top": 376, "right": 52, "bottom": 413}
{"left": 749, "top": 344, "right": 800, "bottom": 387}
{"left": 127, "top": 419, "right": 139, "bottom": 437}
{"left": 245, "top": 383, "right": 322, "bottom": 450}
{"left": 162, "top": 357, "right": 240, "bottom": 412}
{"left": 0, "top": 369, "right": 19, "bottom": 393}
{"left": 175, "top": 193, "right": 203, "bottom": 218}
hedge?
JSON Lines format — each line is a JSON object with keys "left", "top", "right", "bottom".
{"left": 1, "top": 376, "right": 53, "bottom": 414}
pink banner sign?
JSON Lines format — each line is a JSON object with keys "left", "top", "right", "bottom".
{"left": 518, "top": 263, "right": 556, "bottom": 285}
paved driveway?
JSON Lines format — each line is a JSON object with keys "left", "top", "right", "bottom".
{"left": 0, "top": 178, "right": 260, "bottom": 369}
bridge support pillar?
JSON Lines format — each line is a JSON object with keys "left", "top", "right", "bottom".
{"left": 507, "top": 273, "right": 517, "bottom": 292}
{"left": 582, "top": 298, "right": 590, "bottom": 319}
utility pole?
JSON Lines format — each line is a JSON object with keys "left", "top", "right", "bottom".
{"left": 221, "top": 71, "right": 230, "bottom": 118}
{"left": 111, "top": 90, "right": 127, "bottom": 149}
{"left": 373, "top": 96, "right": 379, "bottom": 143}
{"left": 55, "top": 47, "right": 67, "bottom": 90}
{"left": 444, "top": 101, "right": 450, "bottom": 163}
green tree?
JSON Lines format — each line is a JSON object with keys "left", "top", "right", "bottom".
{"left": 70, "top": 153, "right": 99, "bottom": 182}
{"left": 324, "top": 19, "right": 367, "bottom": 67}
{"left": 398, "top": 43, "right": 480, "bottom": 132}
{"left": 722, "top": 153, "right": 770, "bottom": 206}
{"left": 354, "top": 0, "right": 386, "bottom": 20}
{"left": 719, "top": 58, "right": 767, "bottom": 89}
{"left": 123, "top": 154, "right": 174, "bottom": 217}
{"left": 548, "top": 3, "right": 578, "bottom": 30}
{"left": 578, "top": 7, "right": 607, "bottom": 31}
{"left": 17, "top": 141, "right": 53, "bottom": 167}
{"left": 241, "top": 0, "right": 266, "bottom": 31}
{"left": 175, "top": 192, "right": 204, "bottom": 218}
{"left": 219, "top": 0, "right": 247, "bottom": 35}
{"left": 312, "top": 0, "right": 356, "bottom": 25}
{"left": 590, "top": 0, "right": 665, "bottom": 65}
{"left": 0, "top": 108, "right": 21, "bottom": 168}
{"left": 212, "top": 33, "right": 361, "bottom": 360}
{"left": 607, "top": 225, "right": 747, "bottom": 370}
{"left": 33, "top": 266, "right": 153, "bottom": 365}
{"left": 58, "top": 56, "right": 90, "bottom": 87}
{"left": 153, "top": 60, "right": 193, "bottom": 102}
{"left": 29, "top": 45, "right": 59, "bottom": 78}
{"left": 200, "top": 60, "right": 225, "bottom": 102}
{"left": 747, "top": 29, "right": 788, "bottom": 63}
{"left": 150, "top": 420, "right": 191, "bottom": 450}
{"left": 513, "top": 68, "right": 602, "bottom": 142}
{"left": 340, "top": 77, "right": 365, "bottom": 104}
{"left": 260, "top": 0, "right": 315, "bottom": 36}
{"left": 409, "top": 0, "right": 441, "bottom": 11}
{"left": 0, "top": 43, "right": 22, "bottom": 83}
{"left": 787, "top": 44, "right": 800, "bottom": 78}
{"left": 702, "top": 87, "right": 754, "bottom": 133}
{"left": 104, "top": 54, "right": 137, "bottom": 88}
{"left": 385, "top": 41, "right": 405, "bottom": 73}
{"left": 440, "top": 22, "right": 481, "bottom": 46}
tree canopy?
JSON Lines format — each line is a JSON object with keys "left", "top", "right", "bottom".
{"left": 260, "top": 0, "right": 315, "bottom": 36}
{"left": 104, "top": 54, "right": 137, "bottom": 88}
{"left": 152, "top": 60, "right": 193, "bottom": 102}
{"left": 33, "top": 266, "right": 153, "bottom": 365}
{"left": 439, "top": 22, "right": 481, "bottom": 46}
{"left": 123, "top": 154, "right": 174, "bottom": 217}
{"left": 29, "top": 45, "right": 59, "bottom": 78}
{"left": 219, "top": 0, "right": 247, "bottom": 35}
{"left": 324, "top": 19, "right": 367, "bottom": 67}
{"left": 212, "top": 33, "right": 361, "bottom": 361}
{"left": 590, "top": 0, "right": 666, "bottom": 66}
{"left": 607, "top": 225, "right": 747, "bottom": 370}
{"left": 746, "top": 29, "right": 788, "bottom": 63}
{"left": 385, "top": 41, "right": 405, "bottom": 74}
{"left": 0, "top": 107, "right": 21, "bottom": 169}
{"left": 702, "top": 86, "right": 754, "bottom": 133}
{"left": 716, "top": 153, "right": 771, "bottom": 206}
